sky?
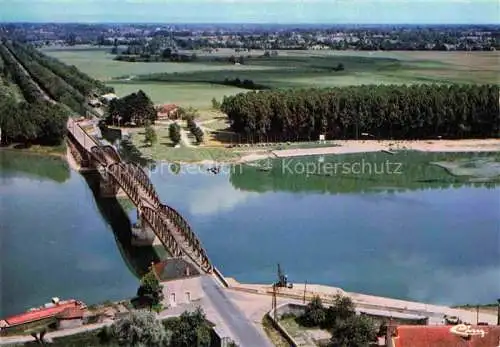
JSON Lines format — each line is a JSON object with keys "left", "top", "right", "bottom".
{"left": 1, "top": 0, "right": 499, "bottom": 24}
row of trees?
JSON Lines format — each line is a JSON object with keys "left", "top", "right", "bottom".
{"left": 106, "top": 90, "right": 157, "bottom": 126}
{"left": 10, "top": 40, "right": 113, "bottom": 96}
{"left": 0, "top": 43, "right": 45, "bottom": 103}
{"left": 3, "top": 40, "right": 85, "bottom": 114}
{"left": 186, "top": 115, "right": 204, "bottom": 144}
{"left": 299, "top": 295, "right": 379, "bottom": 347}
{"left": 0, "top": 43, "right": 68, "bottom": 146}
{"left": 220, "top": 84, "right": 499, "bottom": 141}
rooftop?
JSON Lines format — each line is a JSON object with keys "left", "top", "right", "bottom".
{"left": 393, "top": 325, "right": 500, "bottom": 347}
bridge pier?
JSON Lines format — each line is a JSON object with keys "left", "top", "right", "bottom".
{"left": 98, "top": 167, "right": 119, "bottom": 198}
{"left": 131, "top": 209, "right": 161, "bottom": 246}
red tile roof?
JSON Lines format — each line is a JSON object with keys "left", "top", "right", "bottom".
{"left": 393, "top": 325, "right": 500, "bottom": 347}
{"left": 57, "top": 307, "right": 84, "bottom": 320}
{"left": 157, "top": 104, "right": 178, "bottom": 113}
{"left": 4, "top": 301, "right": 85, "bottom": 326}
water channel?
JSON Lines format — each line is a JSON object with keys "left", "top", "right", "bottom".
{"left": 1, "top": 150, "right": 499, "bottom": 317}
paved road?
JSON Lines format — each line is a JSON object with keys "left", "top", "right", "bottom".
{"left": 200, "top": 276, "right": 273, "bottom": 347}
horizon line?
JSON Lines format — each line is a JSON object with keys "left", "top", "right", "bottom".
{"left": 2, "top": 21, "right": 499, "bottom": 25}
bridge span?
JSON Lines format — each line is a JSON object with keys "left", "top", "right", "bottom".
{"left": 66, "top": 118, "right": 215, "bottom": 276}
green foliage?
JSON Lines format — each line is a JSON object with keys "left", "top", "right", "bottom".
{"left": 110, "top": 310, "right": 170, "bottom": 347}
{"left": 11, "top": 40, "right": 111, "bottom": 96}
{"left": 186, "top": 116, "right": 204, "bottom": 144}
{"left": 329, "top": 315, "right": 378, "bottom": 347}
{"left": 168, "top": 123, "right": 181, "bottom": 146}
{"left": 4, "top": 41, "right": 85, "bottom": 113}
{"left": 0, "top": 98, "right": 68, "bottom": 146}
{"left": 144, "top": 125, "right": 157, "bottom": 146}
{"left": 301, "top": 295, "right": 327, "bottom": 327}
{"left": 164, "top": 307, "right": 212, "bottom": 347}
{"left": 107, "top": 89, "right": 157, "bottom": 126}
{"left": 220, "top": 84, "right": 500, "bottom": 141}
{"left": 137, "top": 270, "right": 164, "bottom": 309}
{"left": 324, "top": 294, "right": 357, "bottom": 329}
{"left": 211, "top": 97, "right": 220, "bottom": 110}
{"left": 298, "top": 294, "right": 377, "bottom": 347}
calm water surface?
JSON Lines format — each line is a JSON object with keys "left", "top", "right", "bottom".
{"left": 1, "top": 150, "right": 499, "bottom": 317}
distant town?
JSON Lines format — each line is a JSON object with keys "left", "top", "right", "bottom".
{"left": 2, "top": 23, "right": 499, "bottom": 52}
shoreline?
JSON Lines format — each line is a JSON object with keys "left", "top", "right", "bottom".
{"left": 236, "top": 138, "right": 500, "bottom": 164}
{"left": 0, "top": 145, "right": 66, "bottom": 159}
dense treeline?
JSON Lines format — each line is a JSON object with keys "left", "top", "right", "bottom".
{"left": 106, "top": 90, "right": 157, "bottom": 126}
{"left": 0, "top": 43, "right": 44, "bottom": 103}
{"left": 221, "top": 84, "right": 500, "bottom": 141}
{"left": 11, "top": 41, "right": 113, "bottom": 96}
{"left": 0, "top": 42, "right": 69, "bottom": 146}
{"left": 0, "top": 96, "right": 68, "bottom": 145}
{"left": 4, "top": 41, "right": 86, "bottom": 113}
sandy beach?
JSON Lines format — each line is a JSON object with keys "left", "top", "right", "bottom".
{"left": 238, "top": 139, "right": 500, "bottom": 163}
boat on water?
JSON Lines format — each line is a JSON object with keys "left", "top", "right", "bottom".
{"left": 0, "top": 298, "right": 86, "bottom": 332}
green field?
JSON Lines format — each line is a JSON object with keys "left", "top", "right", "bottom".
{"left": 42, "top": 46, "right": 500, "bottom": 110}
{"left": 107, "top": 81, "right": 243, "bottom": 109}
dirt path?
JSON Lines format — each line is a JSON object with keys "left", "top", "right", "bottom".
{"left": 180, "top": 127, "right": 194, "bottom": 148}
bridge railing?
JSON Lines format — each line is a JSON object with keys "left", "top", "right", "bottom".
{"left": 141, "top": 205, "right": 183, "bottom": 257}
{"left": 68, "top": 119, "right": 213, "bottom": 273}
{"left": 158, "top": 204, "right": 213, "bottom": 272}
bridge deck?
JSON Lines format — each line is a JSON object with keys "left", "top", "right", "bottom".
{"left": 67, "top": 118, "right": 213, "bottom": 273}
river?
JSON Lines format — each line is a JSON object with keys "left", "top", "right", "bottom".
{"left": 1, "top": 150, "right": 499, "bottom": 317}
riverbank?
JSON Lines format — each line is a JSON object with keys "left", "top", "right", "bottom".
{"left": 0, "top": 144, "right": 66, "bottom": 158}
{"left": 127, "top": 131, "right": 500, "bottom": 164}
{"left": 238, "top": 138, "right": 500, "bottom": 163}
{"left": 224, "top": 277, "right": 499, "bottom": 325}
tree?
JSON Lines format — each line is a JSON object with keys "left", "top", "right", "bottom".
{"left": 169, "top": 123, "right": 181, "bottom": 146}
{"left": 110, "top": 310, "right": 170, "bottom": 347}
{"left": 301, "top": 295, "right": 326, "bottom": 327}
{"left": 144, "top": 125, "right": 157, "bottom": 146}
{"left": 137, "top": 270, "right": 164, "bottom": 309}
{"left": 105, "top": 90, "right": 157, "bottom": 126}
{"left": 211, "top": 97, "right": 220, "bottom": 110}
{"left": 166, "top": 307, "right": 212, "bottom": 347}
{"left": 324, "top": 294, "right": 356, "bottom": 328}
{"left": 329, "top": 314, "right": 377, "bottom": 347}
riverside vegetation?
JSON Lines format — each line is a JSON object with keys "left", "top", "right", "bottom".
{"left": 220, "top": 84, "right": 499, "bottom": 142}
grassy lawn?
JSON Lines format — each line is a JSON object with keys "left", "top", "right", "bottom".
{"left": 280, "top": 317, "right": 331, "bottom": 347}
{"left": 261, "top": 315, "right": 291, "bottom": 347}
{"left": 129, "top": 126, "right": 240, "bottom": 162}
{"left": 107, "top": 81, "right": 242, "bottom": 109}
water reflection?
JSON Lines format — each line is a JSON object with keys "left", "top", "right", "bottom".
{"left": 230, "top": 151, "right": 500, "bottom": 194}
{"left": 146, "top": 153, "right": 500, "bottom": 305}
{"left": 0, "top": 150, "right": 70, "bottom": 183}
{"left": 82, "top": 172, "right": 161, "bottom": 279}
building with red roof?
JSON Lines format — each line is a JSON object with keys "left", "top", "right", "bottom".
{"left": 0, "top": 299, "right": 86, "bottom": 334}
{"left": 156, "top": 104, "right": 179, "bottom": 120}
{"left": 388, "top": 325, "right": 500, "bottom": 347}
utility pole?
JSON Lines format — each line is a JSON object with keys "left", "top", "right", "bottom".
{"left": 476, "top": 305, "right": 479, "bottom": 325}
{"left": 303, "top": 280, "right": 307, "bottom": 304}
{"left": 272, "top": 284, "right": 277, "bottom": 321}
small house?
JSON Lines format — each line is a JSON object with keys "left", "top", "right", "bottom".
{"left": 156, "top": 104, "right": 179, "bottom": 120}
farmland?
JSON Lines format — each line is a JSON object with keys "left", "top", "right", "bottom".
{"left": 42, "top": 46, "right": 500, "bottom": 111}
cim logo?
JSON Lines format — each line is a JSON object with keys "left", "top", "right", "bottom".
{"left": 450, "top": 324, "right": 487, "bottom": 338}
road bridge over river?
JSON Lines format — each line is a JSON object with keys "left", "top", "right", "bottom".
{"left": 66, "top": 118, "right": 214, "bottom": 275}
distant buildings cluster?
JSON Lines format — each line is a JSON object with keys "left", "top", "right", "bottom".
{"left": 2, "top": 23, "right": 498, "bottom": 51}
